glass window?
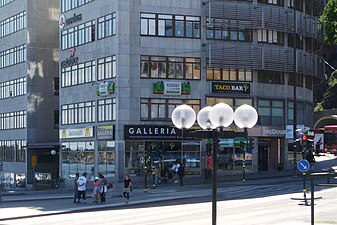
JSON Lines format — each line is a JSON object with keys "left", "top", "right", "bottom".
{"left": 141, "top": 98, "right": 200, "bottom": 121}
{"left": 141, "top": 13, "right": 200, "bottom": 39}
{"left": 98, "top": 141, "right": 115, "bottom": 177}
{"left": 141, "top": 56, "right": 200, "bottom": 80}
{"left": 258, "top": 99, "right": 284, "bottom": 125}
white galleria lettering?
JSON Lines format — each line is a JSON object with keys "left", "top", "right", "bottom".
{"left": 128, "top": 127, "right": 177, "bottom": 136}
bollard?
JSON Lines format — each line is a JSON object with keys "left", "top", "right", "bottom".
{"left": 144, "top": 165, "right": 148, "bottom": 193}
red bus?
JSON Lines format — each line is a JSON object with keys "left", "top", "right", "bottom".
{"left": 315, "top": 125, "right": 337, "bottom": 154}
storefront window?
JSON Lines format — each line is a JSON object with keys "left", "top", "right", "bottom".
{"left": 125, "top": 140, "right": 201, "bottom": 176}
{"left": 218, "top": 138, "right": 253, "bottom": 172}
{"left": 61, "top": 141, "right": 94, "bottom": 180}
{"left": 98, "top": 141, "right": 115, "bottom": 177}
{"left": 125, "top": 141, "right": 145, "bottom": 176}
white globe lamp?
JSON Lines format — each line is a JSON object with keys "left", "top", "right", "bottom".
{"left": 233, "top": 104, "right": 258, "bottom": 129}
{"left": 171, "top": 104, "right": 196, "bottom": 129}
{"left": 209, "top": 103, "right": 234, "bottom": 128}
{"left": 197, "top": 106, "right": 216, "bottom": 130}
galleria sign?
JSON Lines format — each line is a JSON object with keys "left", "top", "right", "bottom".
{"left": 124, "top": 125, "right": 182, "bottom": 140}
{"left": 128, "top": 127, "right": 177, "bottom": 136}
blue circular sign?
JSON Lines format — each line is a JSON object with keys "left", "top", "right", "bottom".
{"left": 297, "top": 159, "right": 310, "bottom": 173}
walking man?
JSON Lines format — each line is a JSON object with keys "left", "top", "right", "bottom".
{"left": 77, "top": 172, "right": 87, "bottom": 203}
{"left": 123, "top": 173, "right": 132, "bottom": 203}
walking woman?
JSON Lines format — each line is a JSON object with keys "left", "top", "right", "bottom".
{"left": 123, "top": 173, "right": 132, "bottom": 203}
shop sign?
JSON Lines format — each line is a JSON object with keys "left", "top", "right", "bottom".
{"left": 125, "top": 125, "right": 188, "bottom": 140}
{"left": 31, "top": 156, "right": 37, "bottom": 167}
{"left": 263, "top": 128, "right": 286, "bottom": 136}
{"left": 59, "top": 13, "right": 82, "bottom": 29}
{"left": 96, "top": 82, "right": 115, "bottom": 96}
{"left": 164, "top": 81, "right": 181, "bottom": 95}
{"left": 97, "top": 125, "right": 114, "bottom": 140}
{"left": 212, "top": 82, "right": 250, "bottom": 94}
{"left": 61, "top": 48, "right": 78, "bottom": 68}
{"left": 60, "top": 127, "right": 94, "bottom": 139}
{"left": 153, "top": 81, "right": 190, "bottom": 95}
{"left": 249, "top": 126, "right": 287, "bottom": 137}
{"left": 219, "top": 138, "right": 233, "bottom": 147}
{"left": 285, "top": 124, "right": 305, "bottom": 139}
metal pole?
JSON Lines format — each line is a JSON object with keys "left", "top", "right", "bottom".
{"left": 212, "top": 129, "right": 219, "bottom": 225}
{"left": 243, "top": 128, "right": 248, "bottom": 182}
{"left": 0, "top": 177, "right": 2, "bottom": 201}
{"left": 311, "top": 175, "right": 314, "bottom": 225}
{"left": 292, "top": 4, "right": 298, "bottom": 177}
{"left": 303, "top": 172, "right": 308, "bottom": 205}
{"left": 152, "top": 164, "right": 156, "bottom": 189}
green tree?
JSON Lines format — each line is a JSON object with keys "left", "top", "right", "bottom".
{"left": 314, "top": 70, "right": 337, "bottom": 111}
{"left": 321, "top": 0, "right": 337, "bottom": 45}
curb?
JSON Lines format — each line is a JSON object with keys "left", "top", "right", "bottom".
{"left": 0, "top": 194, "right": 203, "bottom": 221}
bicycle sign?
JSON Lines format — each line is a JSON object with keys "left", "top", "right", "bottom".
{"left": 297, "top": 159, "right": 310, "bottom": 173}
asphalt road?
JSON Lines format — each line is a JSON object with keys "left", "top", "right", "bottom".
{"left": 2, "top": 187, "right": 337, "bottom": 225}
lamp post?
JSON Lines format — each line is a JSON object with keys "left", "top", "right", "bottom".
{"left": 171, "top": 103, "right": 258, "bottom": 225}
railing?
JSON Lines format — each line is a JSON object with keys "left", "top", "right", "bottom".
{"left": 208, "top": 43, "right": 325, "bottom": 79}
{"left": 206, "top": 1, "right": 324, "bottom": 40}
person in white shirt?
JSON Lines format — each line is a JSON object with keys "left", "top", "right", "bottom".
{"left": 76, "top": 172, "right": 87, "bottom": 203}
{"left": 171, "top": 161, "right": 180, "bottom": 183}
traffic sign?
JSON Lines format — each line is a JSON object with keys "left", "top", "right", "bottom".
{"left": 297, "top": 159, "right": 310, "bottom": 173}
{"left": 32, "top": 156, "right": 37, "bottom": 167}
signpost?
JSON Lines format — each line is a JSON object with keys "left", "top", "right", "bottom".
{"left": 297, "top": 159, "right": 310, "bottom": 173}
{"left": 32, "top": 156, "right": 37, "bottom": 189}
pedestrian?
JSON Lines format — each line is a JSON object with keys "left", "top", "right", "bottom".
{"left": 77, "top": 172, "right": 87, "bottom": 204}
{"left": 171, "top": 160, "right": 180, "bottom": 183}
{"left": 73, "top": 172, "right": 79, "bottom": 203}
{"left": 306, "top": 151, "right": 316, "bottom": 164}
{"left": 123, "top": 173, "right": 132, "bottom": 203}
{"left": 93, "top": 176, "right": 101, "bottom": 204}
{"left": 177, "top": 160, "right": 186, "bottom": 186}
{"left": 99, "top": 174, "right": 108, "bottom": 203}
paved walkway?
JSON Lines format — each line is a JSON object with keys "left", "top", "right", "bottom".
{"left": 1, "top": 156, "right": 336, "bottom": 222}
{"left": 0, "top": 170, "right": 297, "bottom": 221}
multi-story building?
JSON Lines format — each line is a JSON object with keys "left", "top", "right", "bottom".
{"left": 59, "top": 0, "right": 325, "bottom": 186}
{"left": 0, "top": 0, "right": 59, "bottom": 189}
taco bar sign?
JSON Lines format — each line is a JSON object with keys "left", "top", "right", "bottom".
{"left": 212, "top": 82, "right": 250, "bottom": 94}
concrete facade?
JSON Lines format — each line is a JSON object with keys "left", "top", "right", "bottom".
{"left": 0, "top": 0, "right": 59, "bottom": 188}
{"left": 58, "top": 0, "right": 325, "bottom": 186}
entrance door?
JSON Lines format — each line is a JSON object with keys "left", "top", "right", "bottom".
{"left": 258, "top": 146, "right": 269, "bottom": 171}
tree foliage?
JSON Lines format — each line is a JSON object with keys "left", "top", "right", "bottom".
{"left": 322, "top": 0, "right": 337, "bottom": 45}
{"left": 314, "top": 70, "right": 337, "bottom": 111}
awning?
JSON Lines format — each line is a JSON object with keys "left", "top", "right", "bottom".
{"left": 324, "top": 125, "right": 337, "bottom": 131}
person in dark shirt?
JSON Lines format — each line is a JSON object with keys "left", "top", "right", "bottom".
{"left": 306, "top": 151, "right": 315, "bottom": 164}
{"left": 123, "top": 173, "right": 132, "bottom": 203}
{"left": 73, "top": 172, "right": 79, "bottom": 203}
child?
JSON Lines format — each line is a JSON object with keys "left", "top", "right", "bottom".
{"left": 93, "top": 177, "right": 101, "bottom": 204}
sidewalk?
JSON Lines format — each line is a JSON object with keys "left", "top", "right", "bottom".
{"left": 0, "top": 170, "right": 296, "bottom": 221}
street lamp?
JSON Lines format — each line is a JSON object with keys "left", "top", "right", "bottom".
{"left": 234, "top": 104, "right": 258, "bottom": 181}
{"left": 171, "top": 103, "right": 258, "bottom": 225}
